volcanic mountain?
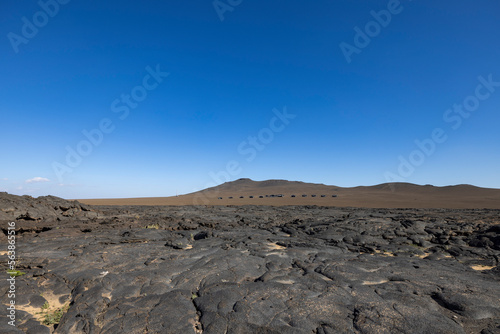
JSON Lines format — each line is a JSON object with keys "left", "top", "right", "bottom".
{"left": 78, "top": 178, "right": 500, "bottom": 209}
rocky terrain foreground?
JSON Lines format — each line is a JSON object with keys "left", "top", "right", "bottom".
{"left": 1, "top": 193, "right": 500, "bottom": 333}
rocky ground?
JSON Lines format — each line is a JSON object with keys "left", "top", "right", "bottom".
{"left": 1, "top": 192, "right": 500, "bottom": 333}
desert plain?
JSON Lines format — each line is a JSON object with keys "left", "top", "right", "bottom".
{"left": 1, "top": 179, "right": 500, "bottom": 333}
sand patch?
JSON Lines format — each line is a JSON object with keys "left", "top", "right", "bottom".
{"left": 471, "top": 265, "right": 495, "bottom": 271}
{"left": 374, "top": 250, "right": 395, "bottom": 257}
{"left": 359, "top": 267, "right": 382, "bottom": 273}
{"left": 102, "top": 291, "right": 112, "bottom": 300}
{"left": 17, "top": 291, "right": 70, "bottom": 325}
{"left": 415, "top": 252, "right": 431, "bottom": 259}
{"left": 265, "top": 251, "right": 288, "bottom": 258}
{"left": 267, "top": 242, "right": 286, "bottom": 250}
{"left": 362, "top": 279, "right": 389, "bottom": 285}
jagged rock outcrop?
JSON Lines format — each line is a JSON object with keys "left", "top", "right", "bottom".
{"left": 0, "top": 192, "right": 98, "bottom": 221}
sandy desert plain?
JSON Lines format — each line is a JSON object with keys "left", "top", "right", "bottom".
{"left": 1, "top": 178, "right": 500, "bottom": 333}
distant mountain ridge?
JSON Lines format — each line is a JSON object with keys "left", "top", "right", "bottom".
{"left": 208, "top": 178, "right": 315, "bottom": 191}
{"left": 78, "top": 178, "right": 500, "bottom": 209}
{"left": 200, "top": 178, "right": 495, "bottom": 194}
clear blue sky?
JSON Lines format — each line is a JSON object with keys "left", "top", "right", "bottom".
{"left": 1, "top": 0, "right": 499, "bottom": 198}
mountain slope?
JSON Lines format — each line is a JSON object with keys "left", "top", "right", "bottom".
{"left": 78, "top": 179, "right": 500, "bottom": 209}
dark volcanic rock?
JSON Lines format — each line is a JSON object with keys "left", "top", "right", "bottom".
{"left": 0, "top": 193, "right": 499, "bottom": 333}
{"left": 0, "top": 192, "right": 98, "bottom": 222}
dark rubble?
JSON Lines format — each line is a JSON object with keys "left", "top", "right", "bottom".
{"left": 0, "top": 194, "right": 500, "bottom": 333}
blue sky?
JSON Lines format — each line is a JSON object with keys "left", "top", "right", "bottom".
{"left": 1, "top": 0, "right": 499, "bottom": 198}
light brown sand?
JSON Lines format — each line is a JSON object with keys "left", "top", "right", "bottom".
{"left": 17, "top": 291, "right": 70, "bottom": 325}
{"left": 470, "top": 265, "right": 495, "bottom": 271}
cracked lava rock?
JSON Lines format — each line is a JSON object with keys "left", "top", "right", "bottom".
{"left": 1, "top": 192, "right": 500, "bottom": 333}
